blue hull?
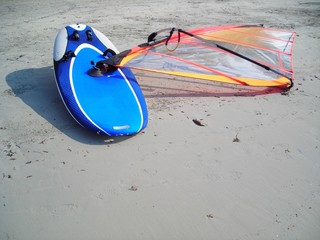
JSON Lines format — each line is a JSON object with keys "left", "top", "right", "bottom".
{"left": 53, "top": 24, "right": 148, "bottom": 136}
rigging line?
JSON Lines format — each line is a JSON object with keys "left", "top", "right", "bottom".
{"left": 165, "top": 28, "right": 181, "bottom": 52}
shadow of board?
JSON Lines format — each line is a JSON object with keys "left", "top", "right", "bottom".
{"left": 6, "top": 67, "right": 284, "bottom": 143}
{"left": 135, "top": 71, "right": 284, "bottom": 98}
{"left": 5, "top": 66, "right": 132, "bottom": 144}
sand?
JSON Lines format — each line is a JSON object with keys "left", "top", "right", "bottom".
{"left": 1, "top": 0, "right": 320, "bottom": 239}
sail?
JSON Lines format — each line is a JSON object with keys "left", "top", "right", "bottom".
{"left": 94, "top": 25, "right": 296, "bottom": 88}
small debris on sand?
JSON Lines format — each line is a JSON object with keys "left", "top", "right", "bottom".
{"left": 192, "top": 119, "right": 206, "bottom": 126}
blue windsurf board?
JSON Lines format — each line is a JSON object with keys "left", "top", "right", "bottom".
{"left": 53, "top": 24, "right": 148, "bottom": 136}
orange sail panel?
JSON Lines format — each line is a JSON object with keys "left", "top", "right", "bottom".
{"left": 117, "top": 25, "right": 295, "bottom": 88}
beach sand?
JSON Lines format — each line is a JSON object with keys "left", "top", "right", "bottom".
{"left": 1, "top": 0, "right": 319, "bottom": 239}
